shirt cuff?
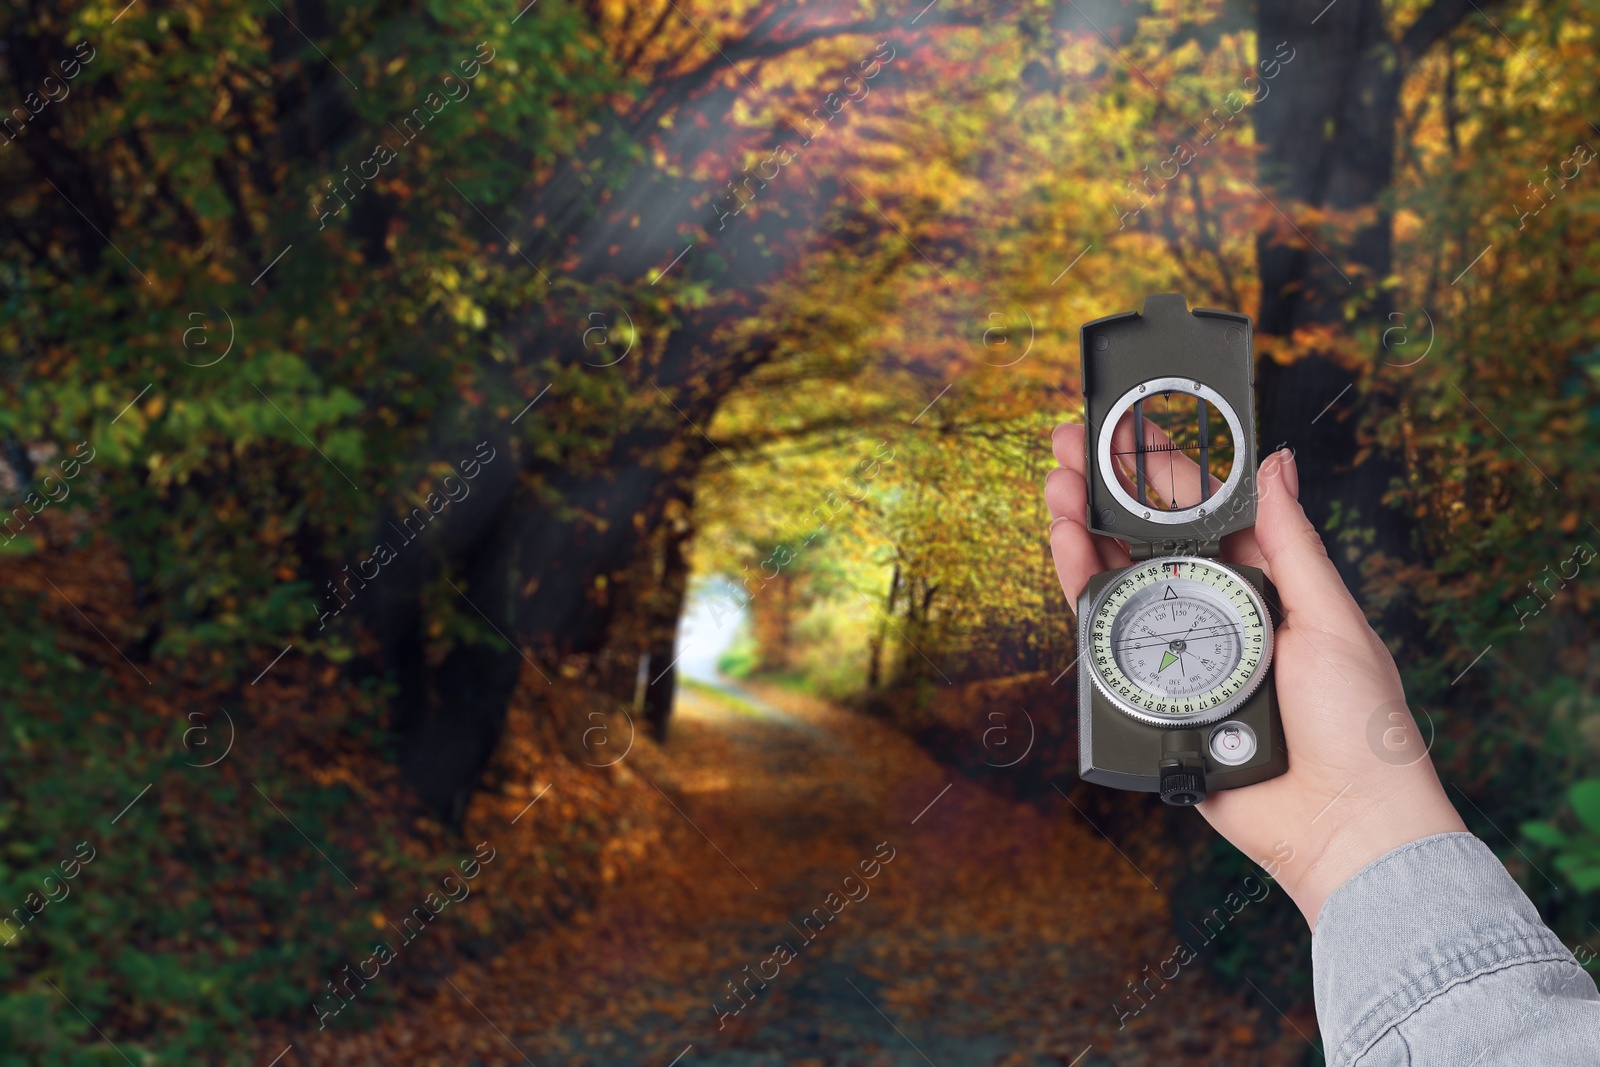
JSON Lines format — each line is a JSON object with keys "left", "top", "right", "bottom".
{"left": 1311, "top": 831, "right": 1578, "bottom": 1067}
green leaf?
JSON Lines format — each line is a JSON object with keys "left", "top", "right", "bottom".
{"left": 1569, "top": 780, "right": 1600, "bottom": 834}
{"left": 1564, "top": 866, "right": 1600, "bottom": 894}
{"left": 1521, "top": 820, "right": 1570, "bottom": 849}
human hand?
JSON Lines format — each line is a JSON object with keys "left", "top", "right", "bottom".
{"left": 1044, "top": 422, "right": 1465, "bottom": 928}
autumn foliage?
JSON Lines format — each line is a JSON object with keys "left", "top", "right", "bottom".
{"left": 2, "top": 0, "right": 1599, "bottom": 1062}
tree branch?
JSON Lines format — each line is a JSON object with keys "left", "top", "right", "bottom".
{"left": 1397, "top": 0, "right": 1501, "bottom": 68}
{"left": 721, "top": 12, "right": 985, "bottom": 63}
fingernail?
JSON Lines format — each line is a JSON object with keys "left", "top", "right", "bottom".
{"left": 1279, "top": 447, "right": 1299, "bottom": 502}
{"left": 1049, "top": 515, "right": 1074, "bottom": 535}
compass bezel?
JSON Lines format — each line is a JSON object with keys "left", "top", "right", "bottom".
{"left": 1095, "top": 376, "right": 1247, "bottom": 528}
{"left": 1084, "top": 555, "right": 1274, "bottom": 728}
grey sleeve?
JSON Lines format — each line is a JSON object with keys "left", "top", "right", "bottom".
{"left": 1312, "top": 831, "right": 1600, "bottom": 1066}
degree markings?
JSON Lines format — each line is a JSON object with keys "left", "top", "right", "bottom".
{"left": 1088, "top": 557, "right": 1268, "bottom": 718}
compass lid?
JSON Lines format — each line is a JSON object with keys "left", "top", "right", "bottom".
{"left": 1079, "top": 293, "right": 1258, "bottom": 557}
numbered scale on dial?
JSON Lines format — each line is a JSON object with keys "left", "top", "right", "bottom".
{"left": 1081, "top": 559, "right": 1267, "bottom": 726}
{"left": 1087, "top": 557, "right": 1272, "bottom": 727}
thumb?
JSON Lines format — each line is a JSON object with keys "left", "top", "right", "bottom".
{"left": 1254, "top": 449, "right": 1363, "bottom": 626}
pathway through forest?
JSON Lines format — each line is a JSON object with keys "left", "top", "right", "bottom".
{"left": 346, "top": 681, "right": 1309, "bottom": 1066}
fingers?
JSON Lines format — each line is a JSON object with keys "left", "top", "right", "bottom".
{"left": 1057, "top": 416, "right": 1213, "bottom": 514}
{"left": 1058, "top": 419, "right": 1281, "bottom": 591}
{"left": 1049, "top": 517, "right": 1101, "bottom": 609}
{"left": 1054, "top": 423, "right": 1361, "bottom": 642}
{"left": 1048, "top": 514, "right": 1131, "bottom": 607}
{"left": 1045, "top": 463, "right": 1132, "bottom": 608}
{"left": 1107, "top": 410, "right": 1209, "bottom": 512}
{"left": 1220, "top": 524, "right": 1265, "bottom": 573}
{"left": 1094, "top": 526, "right": 1132, "bottom": 573}
{"left": 1253, "top": 449, "right": 1365, "bottom": 631}
{"left": 1051, "top": 422, "right": 1086, "bottom": 475}
{"left": 1043, "top": 465, "right": 1085, "bottom": 521}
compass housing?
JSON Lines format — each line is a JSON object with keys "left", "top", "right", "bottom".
{"left": 1074, "top": 293, "right": 1287, "bottom": 803}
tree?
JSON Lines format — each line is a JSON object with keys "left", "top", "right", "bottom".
{"left": 1253, "top": 0, "right": 1501, "bottom": 594}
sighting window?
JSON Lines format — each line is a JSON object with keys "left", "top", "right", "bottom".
{"left": 1109, "top": 388, "right": 1234, "bottom": 512}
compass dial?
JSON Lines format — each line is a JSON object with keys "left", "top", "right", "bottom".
{"left": 1086, "top": 556, "right": 1272, "bottom": 727}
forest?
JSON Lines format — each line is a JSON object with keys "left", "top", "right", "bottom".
{"left": 1, "top": 0, "right": 1598, "bottom": 1064}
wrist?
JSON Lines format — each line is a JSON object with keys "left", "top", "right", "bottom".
{"left": 1282, "top": 785, "right": 1467, "bottom": 929}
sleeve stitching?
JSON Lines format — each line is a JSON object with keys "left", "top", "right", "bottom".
{"left": 1338, "top": 945, "right": 1576, "bottom": 1067}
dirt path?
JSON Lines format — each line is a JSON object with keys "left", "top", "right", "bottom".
{"left": 347, "top": 681, "right": 1306, "bottom": 1066}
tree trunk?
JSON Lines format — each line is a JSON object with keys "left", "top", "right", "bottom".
{"left": 377, "top": 429, "right": 688, "bottom": 821}
{"left": 1253, "top": 0, "right": 1408, "bottom": 595}
{"left": 1253, "top": 0, "right": 1490, "bottom": 596}
{"left": 641, "top": 490, "right": 694, "bottom": 742}
{"left": 866, "top": 563, "right": 900, "bottom": 690}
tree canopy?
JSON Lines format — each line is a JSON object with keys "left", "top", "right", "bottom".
{"left": 3, "top": 0, "right": 1600, "bottom": 1060}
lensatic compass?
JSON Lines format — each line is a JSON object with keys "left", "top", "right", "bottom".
{"left": 1077, "top": 293, "right": 1286, "bottom": 805}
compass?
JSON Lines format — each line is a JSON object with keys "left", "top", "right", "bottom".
{"left": 1087, "top": 556, "right": 1272, "bottom": 727}
{"left": 1075, "top": 294, "right": 1287, "bottom": 805}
